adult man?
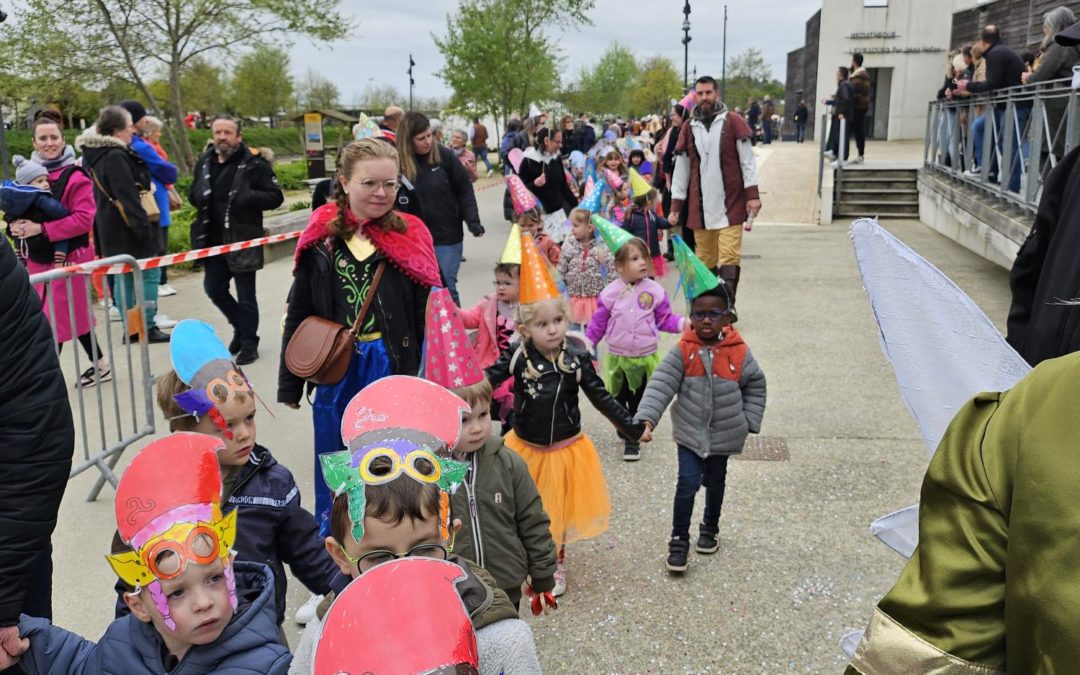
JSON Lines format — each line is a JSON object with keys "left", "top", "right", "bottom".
{"left": 380, "top": 106, "right": 404, "bottom": 143}
{"left": 849, "top": 53, "right": 871, "bottom": 163}
{"left": 746, "top": 97, "right": 762, "bottom": 146}
{"left": 470, "top": 117, "right": 493, "bottom": 175}
{"left": 0, "top": 237, "right": 74, "bottom": 669}
{"left": 669, "top": 76, "right": 761, "bottom": 305}
{"left": 189, "top": 115, "right": 283, "bottom": 365}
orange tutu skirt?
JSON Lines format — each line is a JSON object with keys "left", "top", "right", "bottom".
{"left": 504, "top": 430, "right": 610, "bottom": 547}
{"left": 569, "top": 296, "right": 599, "bottom": 325}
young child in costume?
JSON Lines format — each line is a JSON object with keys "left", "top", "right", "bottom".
{"left": 291, "top": 376, "right": 542, "bottom": 675}
{"left": 459, "top": 228, "right": 521, "bottom": 426}
{"left": 2, "top": 155, "right": 71, "bottom": 266}
{"left": 487, "top": 233, "right": 651, "bottom": 597}
{"left": 152, "top": 320, "right": 338, "bottom": 629}
{"left": 557, "top": 207, "right": 611, "bottom": 330}
{"left": 17, "top": 433, "right": 292, "bottom": 674}
{"left": 634, "top": 236, "right": 766, "bottom": 573}
{"left": 628, "top": 148, "right": 654, "bottom": 182}
{"left": 507, "top": 174, "right": 560, "bottom": 262}
{"left": 587, "top": 218, "right": 685, "bottom": 462}
{"left": 425, "top": 288, "right": 559, "bottom": 612}
{"left": 601, "top": 147, "right": 626, "bottom": 177}
{"left": 603, "top": 170, "right": 631, "bottom": 225}
{"left": 622, "top": 169, "right": 671, "bottom": 278}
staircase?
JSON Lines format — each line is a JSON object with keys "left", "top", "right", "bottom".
{"left": 833, "top": 166, "right": 919, "bottom": 219}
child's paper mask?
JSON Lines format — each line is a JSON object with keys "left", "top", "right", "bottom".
{"left": 170, "top": 320, "right": 252, "bottom": 439}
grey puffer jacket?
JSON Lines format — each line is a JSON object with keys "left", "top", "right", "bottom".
{"left": 635, "top": 327, "right": 766, "bottom": 458}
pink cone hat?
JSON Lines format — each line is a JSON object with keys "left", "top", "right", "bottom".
{"left": 423, "top": 288, "right": 485, "bottom": 389}
{"left": 605, "top": 168, "right": 624, "bottom": 190}
{"left": 507, "top": 174, "right": 539, "bottom": 215}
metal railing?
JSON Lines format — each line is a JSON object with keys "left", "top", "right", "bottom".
{"left": 28, "top": 255, "right": 156, "bottom": 500}
{"left": 925, "top": 74, "right": 1080, "bottom": 213}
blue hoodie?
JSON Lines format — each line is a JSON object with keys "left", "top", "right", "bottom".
{"left": 18, "top": 561, "right": 291, "bottom": 675}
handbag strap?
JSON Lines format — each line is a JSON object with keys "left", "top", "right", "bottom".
{"left": 348, "top": 260, "right": 386, "bottom": 338}
{"left": 88, "top": 168, "right": 131, "bottom": 227}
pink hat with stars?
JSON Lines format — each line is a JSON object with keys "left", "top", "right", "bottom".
{"left": 507, "top": 174, "right": 540, "bottom": 215}
{"left": 423, "top": 288, "right": 485, "bottom": 389}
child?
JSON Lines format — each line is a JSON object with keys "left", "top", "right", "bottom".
{"left": 488, "top": 233, "right": 651, "bottom": 596}
{"left": 601, "top": 147, "right": 626, "bottom": 178}
{"left": 603, "top": 171, "right": 631, "bottom": 225}
{"left": 2, "top": 155, "right": 71, "bottom": 266}
{"left": 587, "top": 220, "right": 684, "bottom": 461}
{"left": 508, "top": 174, "right": 561, "bottom": 261}
{"left": 460, "top": 240, "right": 520, "bottom": 426}
{"left": 425, "top": 287, "right": 558, "bottom": 611}
{"left": 17, "top": 433, "right": 291, "bottom": 674}
{"left": 557, "top": 208, "right": 611, "bottom": 329}
{"left": 628, "top": 149, "right": 654, "bottom": 182}
{"left": 291, "top": 376, "right": 543, "bottom": 675}
{"left": 154, "top": 320, "right": 339, "bottom": 628}
{"left": 635, "top": 236, "right": 766, "bottom": 574}
{"left": 623, "top": 169, "right": 671, "bottom": 277}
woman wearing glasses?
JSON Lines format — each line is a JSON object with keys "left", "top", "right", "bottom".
{"left": 279, "top": 138, "right": 443, "bottom": 536}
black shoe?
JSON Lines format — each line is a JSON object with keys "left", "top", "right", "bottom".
{"left": 663, "top": 248, "right": 675, "bottom": 261}
{"left": 146, "top": 327, "right": 171, "bottom": 344}
{"left": 623, "top": 440, "right": 641, "bottom": 462}
{"left": 228, "top": 335, "right": 241, "bottom": 355}
{"left": 666, "top": 537, "right": 689, "bottom": 573}
{"left": 696, "top": 530, "right": 719, "bottom": 554}
{"left": 236, "top": 346, "right": 259, "bottom": 365}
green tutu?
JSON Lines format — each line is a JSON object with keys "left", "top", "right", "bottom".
{"left": 603, "top": 351, "right": 662, "bottom": 394}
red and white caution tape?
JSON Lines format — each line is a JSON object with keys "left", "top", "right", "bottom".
{"left": 63, "top": 230, "right": 303, "bottom": 276}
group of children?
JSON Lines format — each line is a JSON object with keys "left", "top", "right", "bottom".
{"left": 9, "top": 164, "right": 766, "bottom": 674}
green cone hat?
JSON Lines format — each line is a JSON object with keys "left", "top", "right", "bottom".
{"left": 672, "top": 234, "right": 720, "bottom": 301}
{"left": 591, "top": 214, "right": 634, "bottom": 254}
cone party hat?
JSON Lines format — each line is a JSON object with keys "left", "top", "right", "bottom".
{"left": 424, "top": 288, "right": 485, "bottom": 389}
{"left": 629, "top": 168, "right": 652, "bottom": 198}
{"left": 519, "top": 233, "right": 561, "bottom": 304}
{"left": 500, "top": 223, "right": 522, "bottom": 264}
{"left": 507, "top": 174, "right": 539, "bottom": 215}
{"left": 604, "top": 168, "right": 624, "bottom": 190}
{"left": 672, "top": 234, "right": 722, "bottom": 302}
{"left": 592, "top": 214, "right": 634, "bottom": 254}
{"left": 577, "top": 178, "right": 606, "bottom": 213}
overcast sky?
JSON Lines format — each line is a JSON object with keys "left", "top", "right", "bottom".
{"left": 289, "top": 0, "right": 822, "bottom": 106}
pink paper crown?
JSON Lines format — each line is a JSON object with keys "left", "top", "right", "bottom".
{"left": 424, "top": 288, "right": 485, "bottom": 389}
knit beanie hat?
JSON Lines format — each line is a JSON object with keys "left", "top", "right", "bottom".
{"left": 118, "top": 99, "right": 147, "bottom": 125}
{"left": 13, "top": 155, "right": 48, "bottom": 186}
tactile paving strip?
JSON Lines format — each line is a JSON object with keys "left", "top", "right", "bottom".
{"left": 735, "top": 435, "right": 790, "bottom": 461}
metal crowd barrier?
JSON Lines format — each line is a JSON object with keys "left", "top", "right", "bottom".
{"left": 924, "top": 75, "right": 1080, "bottom": 213}
{"left": 28, "top": 255, "right": 155, "bottom": 500}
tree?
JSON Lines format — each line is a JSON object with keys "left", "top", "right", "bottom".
{"left": 567, "top": 43, "right": 638, "bottom": 117}
{"left": 626, "top": 56, "right": 683, "bottom": 118}
{"left": 356, "top": 83, "right": 403, "bottom": 112}
{"left": 147, "top": 58, "right": 228, "bottom": 118}
{"left": 1, "top": 0, "right": 349, "bottom": 173}
{"left": 722, "top": 47, "right": 784, "bottom": 113}
{"left": 297, "top": 71, "right": 340, "bottom": 110}
{"left": 434, "top": 0, "right": 594, "bottom": 126}
{"left": 231, "top": 45, "right": 293, "bottom": 126}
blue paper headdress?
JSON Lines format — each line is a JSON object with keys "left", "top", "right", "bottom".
{"left": 169, "top": 320, "right": 252, "bottom": 439}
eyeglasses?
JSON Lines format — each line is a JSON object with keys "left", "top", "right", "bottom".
{"left": 689, "top": 309, "right": 731, "bottom": 321}
{"left": 339, "top": 541, "right": 451, "bottom": 574}
{"left": 353, "top": 179, "right": 400, "bottom": 194}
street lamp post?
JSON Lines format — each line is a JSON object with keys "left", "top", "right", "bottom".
{"left": 681, "top": 1, "right": 691, "bottom": 90}
{"left": 721, "top": 5, "right": 728, "bottom": 103}
{"left": 408, "top": 54, "right": 416, "bottom": 110}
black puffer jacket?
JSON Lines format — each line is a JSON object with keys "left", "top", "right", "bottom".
{"left": 78, "top": 131, "right": 159, "bottom": 259}
{"left": 486, "top": 336, "right": 645, "bottom": 446}
{"left": 397, "top": 146, "right": 482, "bottom": 246}
{"left": 188, "top": 143, "right": 284, "bottom": 273}
{"left": 278, "top": 240, "right": 429, "bottom": 405}
{"left": 0, "top": 238, "right": 73, "bottom": 625}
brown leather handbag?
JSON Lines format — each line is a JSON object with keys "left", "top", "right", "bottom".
{"left": 285, "top": 260, "right": 386, "bottom": 386}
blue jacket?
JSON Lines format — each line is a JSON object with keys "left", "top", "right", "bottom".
{"left": 129, "top": 135, "right": 178, "bottom": 227}
{"left": 115, "top": 446, "right": 338, "bottom": 625}
{"left": 19, "top": 562, "right": 291, "bottom": 675}
{"left": 621, "top": 207, "right": 669, "bottom": 258}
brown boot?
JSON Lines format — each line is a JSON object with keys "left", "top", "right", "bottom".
{"left": 718, "top": 265, "right": 741, "bottom": 305}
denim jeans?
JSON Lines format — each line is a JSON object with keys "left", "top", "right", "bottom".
{"left": 473, "top": 146, "right": 494, "bottom": 172}
{"left": 434, "top": 242, "right": 464, "bottom": 305}
{"left": 671, "top": 445, "right": 730, "bottom": 540}
{"left": 119, "top": 267, "right": 160, "bottom": 331}
{"left": 972, "top": 113, "right": 986, "bottom": 169}
{"left": 994, "top": 106, "right": 1030, "bottom": 193}
{"left": 796, "top": 121, "right": 806, "bottom": 142}
{"left": 202, "top": 256, "right": 259, "bottom": 349}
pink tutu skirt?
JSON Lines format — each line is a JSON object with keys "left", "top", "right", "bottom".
{"left": 570, "top": 296, "right": 599, "bottom": 325}
{"left": 651, "top": 255, "right": 668, "bottom": 278}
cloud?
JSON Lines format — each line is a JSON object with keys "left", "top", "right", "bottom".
{"left": 287, "top": 0, "right": 821, "bottom": 106}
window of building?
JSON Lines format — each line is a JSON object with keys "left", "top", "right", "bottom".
{"left": 864, "top": 0, "right": 887, "bottom": 6}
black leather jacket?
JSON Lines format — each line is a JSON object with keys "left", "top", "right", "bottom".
{"left": 486, "top": 336, "right": 644, "bottom": 446}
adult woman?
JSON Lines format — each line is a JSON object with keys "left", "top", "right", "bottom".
{"left": 279, "top": 138, "right": 441, "bottom": 533}
{"left": 9, "top": 110, "right": 108, "bottom": 386}
{"left": 1025, "top": 6, "right": 1079, "bottom": 158}
{"left": 141, "top": 115, "right": 182, "bottom": 300}
{"left": 559, "top": 115, "right": 577, "bottom": 159}
{"left": 655, "top": 104, "right": 694, "bottom": 254}
{"left": 78, "top": 105, "right": 168, "bottom": 343}
{"left": 518, "top": 128, "right": 577, "bottom": 241}
{"left": 448, "top": 129, "right": 478, "bottom": 182}
{"left": 397, "top": 112, "right": 483, "bottom": 305}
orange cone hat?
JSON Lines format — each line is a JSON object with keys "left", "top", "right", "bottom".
{"left": 519, "top": 233, "right": 560, "bottom": 305}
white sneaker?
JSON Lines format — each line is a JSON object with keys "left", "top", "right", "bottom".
{"left": 158, "top": 283, "right": 177, "bottom": 297}
{"left": 964, "top": 166, "right": 981, "bottom": 176}
{"left": 830, "top": 161, "right": 840, "bottom": 169}
{"left": 155, "top": 313, "right": 179, "bottom": 329}
{"left": 823, "top": 151, "right": 836, "bottom": 161}
{"left": 109, "top": 305, "right": 122, "bottom": 322}
{"left": 552, "top": 553, "right": 566, "bottom": 597}
{"left": 294, "top": 593, "right": 324, "bottom": 625}
{"left": 851, "top": 155, "right": 864, "bottom": 164}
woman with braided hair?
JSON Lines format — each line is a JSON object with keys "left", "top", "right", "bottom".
{"left": 278, "top": 138, "right": 441, "bottom": 536}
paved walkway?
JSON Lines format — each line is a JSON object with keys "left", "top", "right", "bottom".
{"left": 46, "top": 142, "right": 1013, "bottom": 671}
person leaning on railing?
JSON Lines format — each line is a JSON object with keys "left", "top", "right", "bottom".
{"left": 1024, "top": 7, "right": 1080, "bottom": 158}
